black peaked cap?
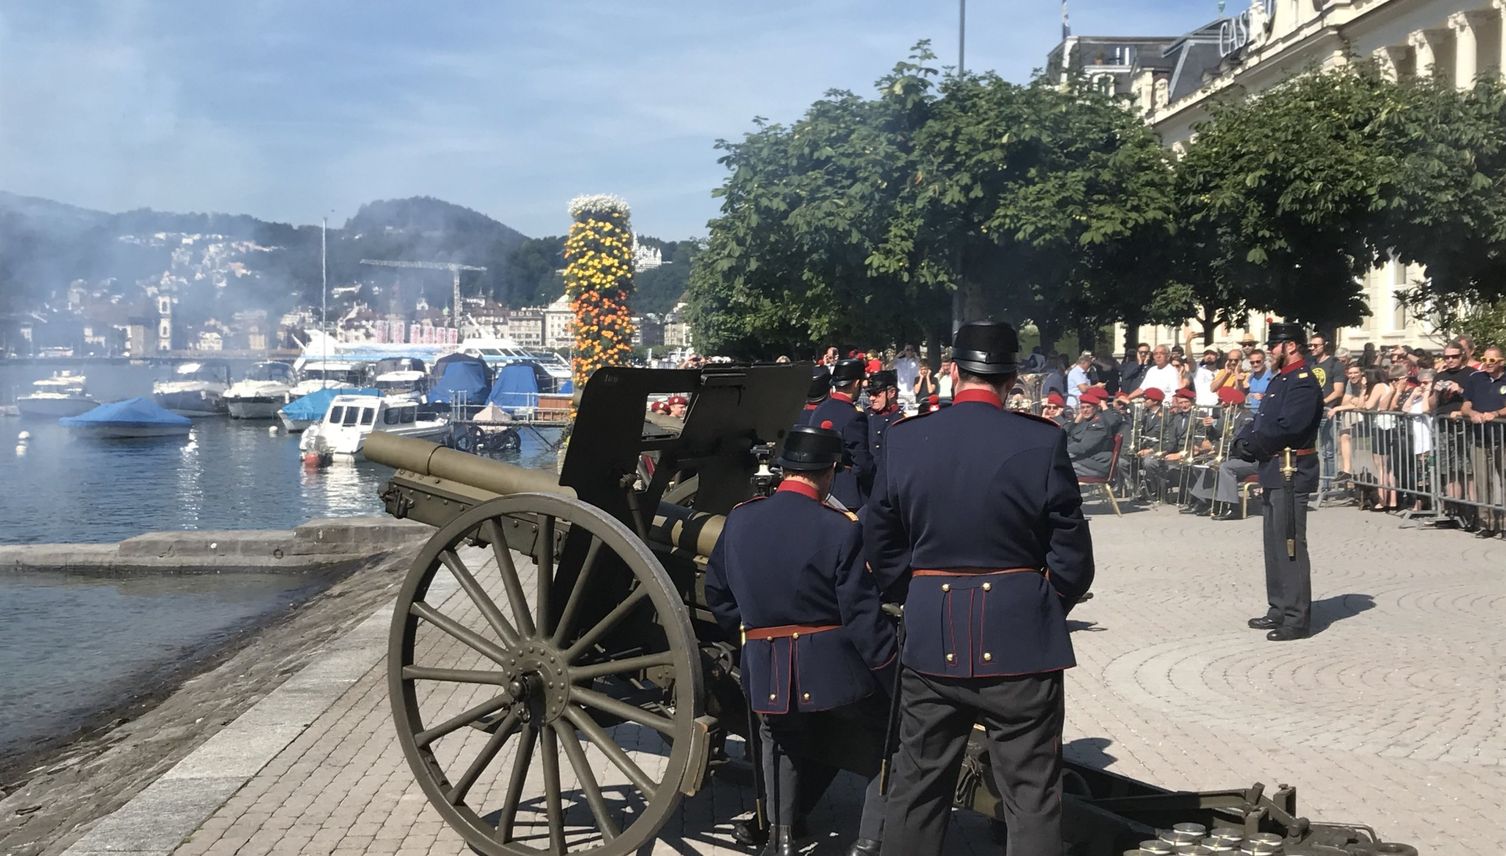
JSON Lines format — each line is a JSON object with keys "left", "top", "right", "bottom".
{"left": 778, "top": 425, "right": 843, "bottom": 471}
{"left": 953, "top": 321, "right": 1019, "bottom": 374}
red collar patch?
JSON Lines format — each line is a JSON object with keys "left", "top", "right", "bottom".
{"left": 776, "top": 480, "right": 821, "bottom": 501}
{"left": 1280, "top": 360, "right": 1305, "bottom": 376}
{"left": 830, "top": 391, "right": 854, "bottom": 403}
{"left": 953, "top": 388, "right": 1003, "bottom": 409}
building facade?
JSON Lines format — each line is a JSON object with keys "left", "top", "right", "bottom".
{"left": 1060, "top": 0, "right": 1501, "bottom": 353}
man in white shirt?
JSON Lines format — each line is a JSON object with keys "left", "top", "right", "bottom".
{"left": 1129, "top": 344, "right": 1181, "bottom": 401}
{"left": 894, "top": 346, "right": 920, "bottom": 409}
{"left": 1193, "top": 348, "right": 1220, "bottom": 407}
{"left": 1066, "top": 351, "right": 1095, "bottom": 408}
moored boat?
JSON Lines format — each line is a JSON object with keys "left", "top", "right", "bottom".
{"left": 299, "top": 394, "right": 448, "bottom": 459}
{"left": 277, "top": 386, "right": 380, "bottom": 433}
{"left": 153, "top": 361, "right": 231, "bottom": 416}
{"left": 60, "top": 397, "right": 192, "bottom": 438}
{"left": 225, "top": 361, "right": 298, "bottom": 419}
{"left": 17, "top": 372, "right": 98, "bottom": 419}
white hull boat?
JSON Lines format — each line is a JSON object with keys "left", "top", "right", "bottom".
{"left": 225, "top": 361, "right": 298, "bottom": 419}
{"left": 17, "top": 372, "right": 97, "bottom": 419}
{"left": 300, "top": 394, "right": 448, "bottom": 460}
{"left": 153, "top": 361, "right": 232, "bottom": 417}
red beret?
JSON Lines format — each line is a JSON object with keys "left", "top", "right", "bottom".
{"left": 667, "top": 395, "right": 688, "bottom": 406}
{"left": 1045, "top": 391, "right": 1066, "bottom": 406}
{"left": 1216, "top": 387, "right": 1247, "bottom": 405}
{"left": 1142, "top": 387, "right": 1165, "bottom": 402}
{"left": 1175, "top": 388, "right": 1197, "bottom": 401}
{"left": 1079, "top": 388, "right": 1108, "bottom": 406}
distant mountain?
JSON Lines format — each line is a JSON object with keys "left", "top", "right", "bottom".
{"left": 0, "top": 192, "right": 534, "bottom": 314}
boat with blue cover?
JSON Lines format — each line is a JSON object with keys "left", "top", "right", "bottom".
{"left": 59, "top": 397, "right": 192, "bottom": 438}
{"left": 277, "top": 386, "right": 380, "bottom": 433}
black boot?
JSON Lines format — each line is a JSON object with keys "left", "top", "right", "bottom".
{"left": 759, "top": 825, "right": 795, "bottom": 856}
{"left": 846, "top": 838, "right": 882, "bottom": 856}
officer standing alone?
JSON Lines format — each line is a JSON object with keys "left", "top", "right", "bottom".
{"left": 706, "top": 425, "right": 897, "bottom": 856}
{"left": 865, "top": 321, "right": 1095, "bottom": 856}
{"left": 1232, "top": 322, "right": 1323, "bottom": 641}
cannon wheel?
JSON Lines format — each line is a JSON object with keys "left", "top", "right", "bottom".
{"left": 389, "top": 493, "right": 704, "bottom": 856}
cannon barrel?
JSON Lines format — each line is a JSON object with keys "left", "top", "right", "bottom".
{"left": 365, "top": 431, "right": 725, "bottom": 556}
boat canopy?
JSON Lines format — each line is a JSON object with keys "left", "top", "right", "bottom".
{"left": 280, "top": 387, "right": 380, "bottom": 422}
{"left": 171, "top": 361, "right": 231, "bottom": 383}
{"left": 428, "top": 353, "right": 491, "bottom": 406}
{"left": 372, "top": 357, "right": 428, "bottom": 377}
{"left": 60, "top": 397, "right": 191, "bottom": 428}
{"left": 243, "top": 362, "right": 297, "bottom": 383}
{"left": 487, "top": 362, "right": 543, "bottom": 411}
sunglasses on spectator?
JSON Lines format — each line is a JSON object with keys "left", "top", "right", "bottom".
{"left": 1484, "top": 357, "right": 1503, "bottom": 364}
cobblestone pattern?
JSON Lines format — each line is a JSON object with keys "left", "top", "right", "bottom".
{"left": 98, "top": 507, "right": 1504, "bottom": 855}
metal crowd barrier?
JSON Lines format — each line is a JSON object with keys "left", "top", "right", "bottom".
{"left": 1335, "top": 409, "right": 1506, "bottom": 531}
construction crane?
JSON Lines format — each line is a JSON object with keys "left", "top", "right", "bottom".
{"left": 359, "top": 259, "right": 487, "bottom": 329}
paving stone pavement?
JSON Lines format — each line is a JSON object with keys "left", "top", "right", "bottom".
{"left": 61, "top": 506, "right": 1505, "bottom": 855}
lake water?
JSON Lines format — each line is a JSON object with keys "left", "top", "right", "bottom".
{"left": 0, "top": 360, "right": 560, "bottom": 769}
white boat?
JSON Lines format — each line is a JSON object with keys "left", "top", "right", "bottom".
{"left": 289, "top": 359, "right": 364, "bottom": 399}
{"left": 224, "top": 361, "right": 298, "bottom": 419}
{"left": 17, "top": 372, "right": 98, "bottom": 418}
{"left": 368, "top": 357, "right": 430, "bottom": 401}
{"left": 299, "top": 394, "right": 448, "bottom": 459}
{"left": 153, "top": 360, "right": 231, "bottom": 416}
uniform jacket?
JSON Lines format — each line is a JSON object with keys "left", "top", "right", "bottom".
{"left": 1160, "top": 409, "right": 1194, "bottom": 454}
{"left": 1135, "top": 407, "right": 1165, "bottom": 452}
{"left": 1065, "top": 413, "right": 1116, "bottom": 476}
{"left": 864, "top": 388, "right": 1095, "bottom": 678}
{"left": 705, "top": 481, "right": 897, "bottom": 715}
{"left": 795, "top": 400, "right": 823, "bottom": 427}
{"left": 867, "top": 406, "right": 897, "bottom": 467}
{"left": 810, "top": 392, "right": 871, "bottom": 509}
{"left": 1236, "top": 359, "right": 1322, "bottom": 491}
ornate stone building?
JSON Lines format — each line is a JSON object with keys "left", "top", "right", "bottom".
{"left": 1055, "top": 0, "right": 1503, "bottom": 352}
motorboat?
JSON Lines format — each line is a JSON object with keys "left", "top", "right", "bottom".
{"left": 277, "top": 386, "right": 380, "bottom": 433}
{"left": 427, "top": 352, "right": 492, "bottom": 417}
{"left": 60, "top": 397, "right": 191, "bottom": 438}
{"left": 300, "top": 394, "right": 448, "bottom": 459}
{"left": 368, "top": 357, "right": 430, "bottom": 400}
{"left": 17, "top": 372, "right": 98, "bottom": 418}
{"left": 289, "top": 359, "right": 364, "bottom": 399}
{"left": 224, "top": 361, "right": 298, "bottom": 419}
{"left": 152, "top": 360, "right": 231, "bottom": 416}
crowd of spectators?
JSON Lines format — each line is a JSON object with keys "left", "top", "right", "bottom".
{"left": 792, "top": 332, "right": 1504, "bottom": 538}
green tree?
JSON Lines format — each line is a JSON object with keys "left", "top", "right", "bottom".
{"left": 505, "top": 236, "right": 566, "bottom": 307}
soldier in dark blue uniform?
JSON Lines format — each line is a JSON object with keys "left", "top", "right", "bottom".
{"left": 1231, "top": 322, "right": 1323, "bottom": 641}
{"left": 864, "top": 321, "right": 1095, "bottom": 856}
{"left": 864, "top": 370, "right": 904, "bottom": 495}
{"left": 795, "top": 364, "right": 831, "bottom": 427}
{"left": 810, "top": 358, "right": 872, "bottom": 509}
{"left": 706, "top": 425, "right": 897, "bottom": 856}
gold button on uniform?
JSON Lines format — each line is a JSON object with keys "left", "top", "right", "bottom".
{"left": 982, "top": 582, "right": 991, "bottom": 592}
{"left": 802, "top": 692, "right": 811, "bottom": 701}
{"left": 982, "top": 652, "right": 993, "bottom": 662}
{"left": 941, "top": 583, "right": 951, "bottom": 592}
{"left": 945, "top": 653, "right": 955, "bottom": 663}
{"left": 768, "top": 693, "right": 777, "bottom": 701}
{"left": 791, "top": 632, "right": 800, "bottom": 639}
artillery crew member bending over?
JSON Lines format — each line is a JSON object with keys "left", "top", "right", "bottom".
{"left": 706, "top": 425, "right": 897, "bottom": 856}
{"left": 810, "top": 358, "right": 872, "bottom": 508}
{"left": 1231, "top": 322, "right": 1323, "bottom": 641}
{"left": 865, "top": 320, "right": 1095, "bottom": 856}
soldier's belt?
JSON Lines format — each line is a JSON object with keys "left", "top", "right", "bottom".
{"left": 1286, "top": 448, "right": 1317, "bottom": 457}
{"left": 913, "top": 567, "right": 1042, "bottom": 577}
{"left": 743, "top": 623, "right": 840, "bottom": 641}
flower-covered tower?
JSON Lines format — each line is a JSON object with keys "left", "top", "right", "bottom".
{"left": 563, "top": 194, "right": 637, "bottom": 390}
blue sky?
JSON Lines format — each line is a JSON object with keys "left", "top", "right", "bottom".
{"left": 0, "top": 1, "right": 1213, "bottom": 239}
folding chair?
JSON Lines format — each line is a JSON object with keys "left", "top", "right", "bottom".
{"left": 1078, "top": 434, "right": 1124, "bottom": 516}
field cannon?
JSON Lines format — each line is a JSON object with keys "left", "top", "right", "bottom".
{"left": 367, "top": 364, "right": 1415, "bottom": 856}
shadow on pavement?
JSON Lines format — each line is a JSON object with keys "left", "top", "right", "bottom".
{"left": 1064, "top": 736, "right": 1118, "bottom": 771}
{"left": 1310, "top": 592, "right": 1376, "bottom": 636}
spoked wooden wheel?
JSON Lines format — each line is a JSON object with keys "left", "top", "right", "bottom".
{"left": 389, "top": 493, "right": 704, "bottom": 856}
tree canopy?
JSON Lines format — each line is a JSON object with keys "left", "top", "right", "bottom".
{"left": 689, "top": 49, "right": 1506, "bottom": 356}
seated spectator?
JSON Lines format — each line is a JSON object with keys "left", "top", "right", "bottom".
{"left": 1066, "top": 387, "right": 1117, "bottom": 478}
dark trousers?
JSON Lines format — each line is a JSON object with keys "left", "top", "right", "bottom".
{"left": 1262, "top": 487, "right": 1312, "bottom": 632}
{"left": 1190, "top": 459, "right": 1259, "bottom": 505}
{"left": 761, "top": 695, "right": 887, "bottom": 841}
{"left": 880, "top": 670, "right": 1064, "bottom": 856}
